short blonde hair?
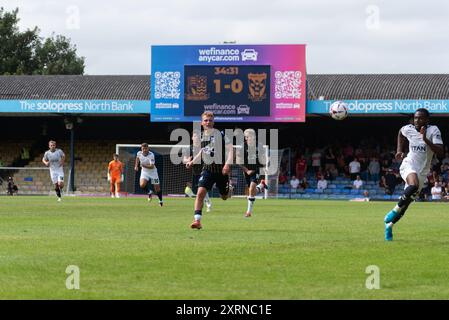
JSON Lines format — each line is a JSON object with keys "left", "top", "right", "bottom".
{"left": 201, "top": 111, "right": 214, "bottom": 120}
{"left": 244, "top": 128, "right": 256, "bottom": 137}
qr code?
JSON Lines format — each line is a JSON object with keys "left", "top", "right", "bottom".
{"left": 154, "top": 71, "right": 181, "bottom": 99}
{"left": 274, "top": 71, "right": 302, "bottom": 99}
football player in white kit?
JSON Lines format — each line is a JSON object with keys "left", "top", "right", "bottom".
{"left": 134, "top": 143, "right": 163, "bottom": 206}
{"left": 42, "top": 140, "right": 65, "bottom": 202}
{"left": 384, "top": 109, "right": 444, "bottom": 241}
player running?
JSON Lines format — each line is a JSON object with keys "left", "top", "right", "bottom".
{"left": 108, "top": 153, "right": 123, "bottom": 198}
{"left": 42, "top": 140, "right": 65, "bottom": 202}
{"left": 238, "top": 128, "right": 268, "bottom": 217}
{"left": 186, "top": 111, "right": 233, "bottom": 229}
{"left": 183, "top": 130, "right": 212, "bottom": 212}
{"left": 134, "top": 143, "right": 163, "bottom": 206}
{"left": 384, "top": 108, "right": 444, "bottom": 241}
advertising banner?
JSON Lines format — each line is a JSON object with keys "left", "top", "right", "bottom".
{"left": 150, "top": 44, "right": 306, "bottom": 122}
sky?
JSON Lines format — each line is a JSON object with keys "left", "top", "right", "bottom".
{"left": 4, "top": 0, "right": 449, "bottom": 75}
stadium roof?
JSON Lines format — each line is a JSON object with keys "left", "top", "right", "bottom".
{"left": 0, "top": 75, "right": 149, "bottom": 100}
{"left": 1, "top": 74, "right": 449, "bottom": 100}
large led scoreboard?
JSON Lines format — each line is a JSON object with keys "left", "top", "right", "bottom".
{"left": 150, "top": 44, "right": 306, "bottom": 122}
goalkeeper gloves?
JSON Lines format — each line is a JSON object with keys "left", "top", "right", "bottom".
{"left": 107, "top": 173, "right": 111, "bottom": 182}
{"left": 120, "top": 174, "right": 124, "bottom": 182}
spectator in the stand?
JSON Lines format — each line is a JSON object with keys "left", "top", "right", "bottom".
{"left": 427, "top": 170, "right": 437, "bottom": 188}
{"left": 380, "top": 158, "right": 391, "bottom": 176}
{"left": 431, "top": 181, "right": 443, "bottom": 200}
{"left": 324, "top": 148, "right": 337, "bottom": 172}
{"left": 390, "top": 157, "right": 402, "bottom": 173}
{"left": 295, "top": 155, "right": 307, "bottom": 180}
{"left": 278, "top": 171, "right": 288, "bottom": 185}
{"left": 315, "top": 167, "right": 323, "bottom": 180}
{"left": 349, "top": 157, "right": 361, "bottom": 181}
{"left": 299, "top": 177, "right": 309, "bottom": 191}
{"left": 290, "top": 176, "right": 300, "bottom": 190}
{"left": 304, "top": 147, "right": 312, "bottom": 174}
{"left": 380, "top": 150, "right": 393, "bottom": 169}
{"left": 317, "top": 176, "right": 328, "bottom": 190}
{"left": 441, "top": 164, "right": 449, "bottom": 183}
{"left": 432, "top": 155, "right": 442, "bottom": 174}
{"left": 336, "top": 153, "right": 347, "bottom": 177}
{"left": 353, "top": 175, "right": 364, "bottom": 189}
{"left": 324, "top": 168, "right": 334, "bottom": 181}
{"left": 359, "top": 156, "right": 369, "bottom": 181}
{"left": 419, "top": 176, "right": 432, "bottom": 200}
{"left": 0, "top": 159, "right": 4, "bottom": 167}
{"left": 343, "top": 143, "right": 354, "bottom": 164}
{"left": 383, "top": 169, "right": 399, "bottom": 195}
{"left": 354, "top": 147, "right": 364, "bottom": 159}
{"left": 311, "top": 148, "right": 322, "bottom": 173}
{"left": 368, "top": 157, "right": 381, "bottom": 182}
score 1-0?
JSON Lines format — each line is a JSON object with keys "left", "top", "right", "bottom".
{"left": 213, "top": 79, "right": 243, "bottom": 94}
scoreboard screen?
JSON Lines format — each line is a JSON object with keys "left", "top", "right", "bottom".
{"left": 184, "top": 65, "right": 271, "bottom": 117}
{"left": 151, "top": 44, "right": 306, "bottom": 122}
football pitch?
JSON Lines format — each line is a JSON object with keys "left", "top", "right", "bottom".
{"left": 1, "top": 196, "right": 449, "bottom": 300}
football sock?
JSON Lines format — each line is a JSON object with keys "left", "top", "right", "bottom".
{"left": 194, "top": 210, "right": 202, "bottom": 221}
{"left": 392, "top": 185, "right": 418, "bottom": 224}
{"left": 55, "top": 186, "right": 61, "bottom": 198}
{"left": 157, "top": 191, "right": 163, "bottom": 202}
{"left": 247, "top": 197, "right": 255, "bottom": 213}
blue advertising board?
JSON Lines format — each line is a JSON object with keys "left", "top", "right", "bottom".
{"left": 308, "top": 100, "right": 449, "bottom": 114}
{"left": 0, "top": 100, "right": 150, "bottom": 114}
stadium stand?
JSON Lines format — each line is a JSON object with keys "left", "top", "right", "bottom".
{"left": 1, "top": 75, "right": 448, "bottom": 198}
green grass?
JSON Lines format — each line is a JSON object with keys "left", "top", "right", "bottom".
{"left": 1, "top": 196, "right": 449, "bottom": 299}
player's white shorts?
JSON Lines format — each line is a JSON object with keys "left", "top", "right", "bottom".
{"left": 50, "top": 169, "right": 64, "bottom": 184}
{"left": 140, "top": 170, "right": 160, "bottom": 185}
{"left": 400, "top": 164, "right": 426, "bottom": 192}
